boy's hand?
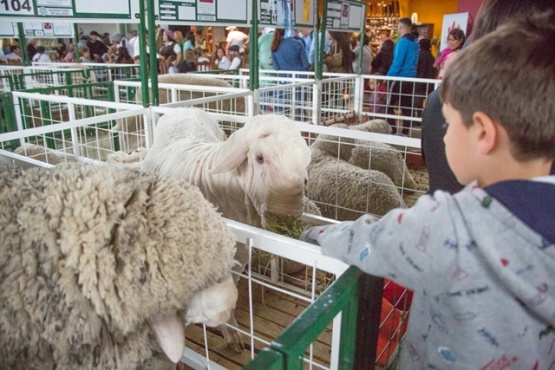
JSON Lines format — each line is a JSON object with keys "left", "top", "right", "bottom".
{"left": 300, "top": 225, "right": 330, "bottom": 246}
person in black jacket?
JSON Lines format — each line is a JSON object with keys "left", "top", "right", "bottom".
{"left": 370, "top": 39, "right": 393, "bottom": 75}
{"left": 87, "top": 31, "right": 108, "bottom": 61}
{"left": 414, "top": 38, "right": 436, "bottom": 117}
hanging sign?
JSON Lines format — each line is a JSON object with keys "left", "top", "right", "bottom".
{"left": 325, "top": 0, "right": 366, "bottom": 32}
{"left": 21, "top": 21, "right": 73, "bottom": 37}
{"left": 259, "top": 0, "right": 315, "bottom": 28}
{"left": 0, "top": 21, "right": 16, "bottom": 36}
{"left": 0, "top": 0, "right": 138, "bottom": 22}
{"left": 157, "top": 0, "right": 249, "bottom": 25}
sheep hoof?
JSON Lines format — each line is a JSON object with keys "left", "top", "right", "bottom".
{"left": 223, "top": 328, "right": 245, "bottom": 353}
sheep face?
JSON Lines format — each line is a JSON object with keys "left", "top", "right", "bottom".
{"left": 184, "top": 276, "right": 238, "bottom": 327}
{"left": 211, "top": 115, "right": 311, "bottom": 221}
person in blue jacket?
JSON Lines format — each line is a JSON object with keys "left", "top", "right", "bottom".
{"left": 386, "top": 17, "right": 419, "bottom": 135}
{"left": 271, "top": 28, "right": 309, "bottom": 118}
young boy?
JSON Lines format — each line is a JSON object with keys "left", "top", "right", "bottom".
{"left": 302, "top": 15, "right": 555, "bottom": 369}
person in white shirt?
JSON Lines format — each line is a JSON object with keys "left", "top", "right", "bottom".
{"left": 127, "top": 29, "right": 138, "bottom": 58}
{"left": 6, "top": 45, "right": 22, "bottom": 62}
{"left": 227, "top": 44, "right": 242, "bottom": 69}
{"left": 32, "top": 46, "right": 52, "bottom": 63}
{"left": 225, "top": 26, "right": 249, "bottom": 54}
{"left": 214, "top": 46, "right": 230, "bottom": 69}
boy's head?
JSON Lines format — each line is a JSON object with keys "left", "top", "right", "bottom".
{"left": 440, "top": 14, "right": 555, "bottom": 178}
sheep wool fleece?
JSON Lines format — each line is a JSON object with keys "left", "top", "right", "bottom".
{"left": 302, "top": 179, "right": 555, "bottom": 369}
{"left": 0, "top": 163, "right": 237, "bottom": 370}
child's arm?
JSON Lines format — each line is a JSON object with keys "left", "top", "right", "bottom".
{"left": 301, "top": 193, "right": 457, "bottom": 291}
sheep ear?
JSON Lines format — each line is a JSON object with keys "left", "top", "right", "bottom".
{"left": 209, "top": 133, "right": 249, "bottom": 174}
{"left": 148, "top": 313, "right": 185, "bottom": 363}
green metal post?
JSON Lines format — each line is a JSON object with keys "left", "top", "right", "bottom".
{"left": 73, "top": 23, "right": 80, "bottom": 61}
{"left": 249, "top": 0, "right": 259, "bottom": 91}
{"left": 147, "top": 0, "right": 159, "bottom": 106}
{"left": 271, "top": 266, "right": 362, "bottom": 369}
{"left": 316, "top": 1, "right": 328, "bottom": 81}
{"left": 137, "top": 0, "right": 150, "bottom": 107}
{"left": 17, "top": 23, "right": 29, "bottom": 66}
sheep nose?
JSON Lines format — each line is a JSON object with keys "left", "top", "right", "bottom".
{"left": 304, "top": 178, "right": 308, "bottom": 186}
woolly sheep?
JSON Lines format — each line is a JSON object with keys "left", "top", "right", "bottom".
{"left": 141, "top": 107, "right": 311, "bottom": 228}
{"left": 140, "top": 108, "right": 312, "bottom": 352}
{"left": 0, "top": 163, "right": 238, "bottom": 370}
{"left": 311, "top": 121, "right": 417, "bottom": 190}
{"left": 14, "top": 143, "right": 74, "bottom": 165}
{"left": 112, "top": 74, "right": 247, "bottom": 151}
{"left": 308, "top": 147, "right": 406, "bottom": 221}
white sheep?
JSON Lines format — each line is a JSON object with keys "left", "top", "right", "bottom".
{"left": 140, "top": 108, "right": 312, "bottom": 352}
{"left": 308, "top": 147, "right": 406, "bottom": 221}
{"left": 142, "top": 107, "right": 311, "bottom": 228}
{"left": 112, "top": 74, "right": 247, "bottom": 151}
{"left": 0, "top": 163, "right": 238, "bottom": 370}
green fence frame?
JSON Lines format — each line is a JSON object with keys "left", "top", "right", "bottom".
{"left": 243, "top": 266, "right": 363, "bottom": 370}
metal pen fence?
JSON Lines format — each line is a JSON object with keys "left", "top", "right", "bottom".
{"left": 1, "top": 91, "right": 420, "bottom": 368}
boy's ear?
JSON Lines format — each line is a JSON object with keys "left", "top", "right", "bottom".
{"left": 472, "top": 112, "right": 498, "bottom": 155}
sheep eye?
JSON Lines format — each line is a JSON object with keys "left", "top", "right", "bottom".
{"left": 256, "top": 154, "right": 264, "bottom": 163}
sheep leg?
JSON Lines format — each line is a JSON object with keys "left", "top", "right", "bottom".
{"left": 220, "top": 242, "right": 248, "bottom": 352}
{"left": 220, "top": 310, "right": 245, "bottom": 353}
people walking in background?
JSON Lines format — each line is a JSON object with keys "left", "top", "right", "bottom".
{"left": 271, "top": 28, "right": 309, "bottom": 117}
{"left": 79, "top": 47, "right": 91, "bottom": 63}
{"left": 385, "top": 17, "right": 419, "bottom": 135}
{"left": 158, "top": 29, "right": 182, "bottom": 74}
{"left": 437, "top": 28, "right": 466, "bottom": 79}
{"left": 87, "top": 31, "right": 108, "bottom": 61}
{"left": 195, "top": 29, "right": 207, "bottom": 52}
{"left": 31, "top": 46, "right": 52, "bottom": 63}
{"left": 325, "top": 31, "right": 354, "bottom": 73}
{"left": 227, "top": 44, "right": 242, "bottom": 70}
{"left": 258, "top": 27, "right": 274, "bottom": 70}
{"left": 214, "top": 46, "right": 230, "bottom": 69}
{"left": 182, "top": 31, "right": 196, "bottom": 52}
{"left": 352, "top": 33, "right": 372, "bottom": 75}
{"left": 225, "top": 26, "right": 249, "bottom": 55}
{"left": 308, "top": 31, "right": 332, "bottom": 68}
{"left": 371, "top": 39, "right": 394, "bottom": 75}
{"left": 5, "top": 45, "right": 22, "bottom": 63}
{"left": 27, "top": 39, "right": 38, "bottom": 61}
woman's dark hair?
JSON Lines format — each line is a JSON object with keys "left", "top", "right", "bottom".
{"left": 271, "top": 28, "right": 284, "bottom": 53}
{"left": 381, "top": 39, "right": 394, "bottom": 54}
{"left": 448, "top": 28, "right": 466, "bottom": 51}
{"left": 185, "top": 31, "right": 196, "bottom": 46}
{"left": 361, "top": 33, "right": 371, "bottom": 46}
{"left": 419, "top": 38, "right": 431, "bottom": 51}
{"left": 215, "top": 46, "right": 226, "bottom": 60}
{"left": 115, "top": 46, "right": 132, "bottom": 63}
{"left": 329, "top": 31, "right": 354, "bottom": 73}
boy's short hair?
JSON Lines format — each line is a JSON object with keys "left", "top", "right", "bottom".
{"left": 440, "top": 13, "right": 555, "bottom": 161}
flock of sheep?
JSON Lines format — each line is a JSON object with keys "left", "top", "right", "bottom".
{"left": 0, "top": 75, "right": 419, "bottom": 368}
